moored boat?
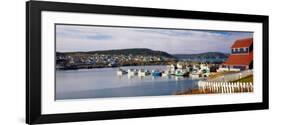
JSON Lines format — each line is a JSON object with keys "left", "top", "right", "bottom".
{"left": 151, "top": 70, "right": 161, "bottom": 76}
{"left": 128, "top": 69, "right": 138, "bottom": 75}
{"left": 174, "top": 69, "right": 189, "bottom": 76}
{"left": 161, "top": 70, "right": 171, "bottom": 77}
{"left": 117, "top": 68, "right": 127, "bottom": 75}
{"left": 138, "top": 69, "right": 150, "bottom": 76}
{"left": 190, "top": 70, "right": 202, "bottom": 79}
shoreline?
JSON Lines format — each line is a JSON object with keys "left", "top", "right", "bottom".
{"left": 56, "top": 62, "right": 172, "bottom": 70}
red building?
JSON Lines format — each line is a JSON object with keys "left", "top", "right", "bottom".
{"left": 221, "top": 38, "right": 253, "bottom": 71}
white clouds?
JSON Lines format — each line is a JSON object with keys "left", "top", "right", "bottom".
{"left": 56, "top": 24, "right": 253, "bottom": 54}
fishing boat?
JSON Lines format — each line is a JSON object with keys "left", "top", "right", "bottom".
{"left": 138, "top": 69, "right": 150, "bottom": 76}
{"left": 151, "top": 70, "right": 161, "bottom": 76}
{"left": 128, "top": 69, "right": 138, "bottom": 75}
{"left": 190, "top": 73, "right": 201, "bottom": 79}
{"left": 162, "top": 70, "right": 171, "bottom": 77}
{"left": 117, "top": 68, "right": 127, "bottom": 75}
{"left": 174, "top": 69, "right": 189, "bottom": 76}
{"left": 199, "top": 64, "right": 210, "bottom": 77}
{"left": 189, "top": 70, "right": 202, "bottom": 79}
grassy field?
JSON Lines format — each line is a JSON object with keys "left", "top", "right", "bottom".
{"left": 232, "top": 75, "right": 253, "bottom": 83}
{"left": 208, "top": 71, "right": 237, "bottom": 78}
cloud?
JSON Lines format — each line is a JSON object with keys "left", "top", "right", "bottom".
{"left": 56, "top": 24, "right": 253, "bottom": 54}
{"left": 85, "top": 34, "right": 112, "bottom": 40}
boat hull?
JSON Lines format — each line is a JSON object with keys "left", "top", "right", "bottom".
{"left": 151, "top": 72, "right": 161, "bottom": 76}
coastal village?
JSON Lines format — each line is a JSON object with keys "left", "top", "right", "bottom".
{"left": 56, "top": 38, "right": 254, "bottom": 94}
{"left": 56, "top": 53, "right": 175, "bottom": 69}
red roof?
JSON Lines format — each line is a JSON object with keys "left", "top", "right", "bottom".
{"left": 223, "top": 52, "right": 253, "bottom": 66}
{"left": 231, "top": 38, "right": 253, "bottom": 48}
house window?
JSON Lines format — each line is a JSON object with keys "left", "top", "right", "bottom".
{"left": 244, "top": 47, "right": 248, "bottom": 52}
{"left": 239, "top": 48, "right": 243, "bottom": 52}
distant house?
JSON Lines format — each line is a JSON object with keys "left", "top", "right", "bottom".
{"left": 218, "top": 38, "right": 253, "bottom": 72}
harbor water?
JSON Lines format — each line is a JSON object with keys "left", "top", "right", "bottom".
{"left": 56, "top": 65, "right": 199, "bottom": 100}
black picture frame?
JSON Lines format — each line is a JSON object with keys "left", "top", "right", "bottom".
{"left": 26, "top": 1, "right": 269, "bottom": 124}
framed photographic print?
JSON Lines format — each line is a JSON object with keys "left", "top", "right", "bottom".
{"left": 26, "top": 1, "right": 269, "bottom": 124}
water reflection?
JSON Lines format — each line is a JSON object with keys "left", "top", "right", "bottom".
{"left": 56, "top": 65, "right": 199, "bottom": 100}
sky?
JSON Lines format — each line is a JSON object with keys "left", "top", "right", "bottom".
{"left": 56, "top": 24, "right": 253, "bottom": 54}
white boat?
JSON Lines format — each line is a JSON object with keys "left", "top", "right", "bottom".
{"left": 128, "top": 69, "right": 138, "bottom": 75}
{"left": 174, "top": 69, "right": 189, "bottom": 76}
{"left": 168, "top": 64, "right": 177, "bottom": 72}
{"left": 117, "top": 68, "right": 127, "bottom": 75}
{"left": 199, "top": 64, "right": 210, "bottom": 77}
{"left": 162, "top": 70, "right": 171, "bottom": 77}
{"left": 138, "top": 69, "right": 150, "bottom": 76}
{"left": 190, "top": 73, "right": 201, "bottom": 79}
{"left": 189, "top": 69, "right": 203, "bottom": 79}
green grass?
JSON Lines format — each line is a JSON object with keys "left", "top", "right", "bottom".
{"left": 233, "top": 75, "right": 253, "bottom": 83}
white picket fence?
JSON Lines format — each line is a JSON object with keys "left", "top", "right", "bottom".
{"left": 197, "top": 81, "right": 253, "bottom": 93}
{"left": 208, "top": 69, "right": 253, "bottom": 82}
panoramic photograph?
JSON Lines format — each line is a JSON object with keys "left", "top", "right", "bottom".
{"left": 55, "top": 24, "right": 254, "bottom": 100}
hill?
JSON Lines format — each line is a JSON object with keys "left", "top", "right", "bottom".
{"left": 173, "top": 52, "right": 229, "bottom": 62}
{"left": 174, "top": 52, "right": 229, "bottom": 59}
{"left": 57, "top": 48, "right": 176, "bottom": 59}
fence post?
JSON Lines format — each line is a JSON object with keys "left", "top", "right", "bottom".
{"left": 235, "top": 82, "right": 239, "bottom": 92}
{"left": 220, "top": 82, "right": 223, "bottom": 93}
{"left": 247, "top": 82, "right": 250, "bottom": 92}
{"left": 215, "top": 82, "right": 218, "bottom": 93}
{"left": 249, "top": 82, "right": 253, "bottom": 92}
{"left": 225, "top": 82, "right": 228, "bottom": 93}
{"left": 243, "top": 82, "right": 246, "bottom": 92}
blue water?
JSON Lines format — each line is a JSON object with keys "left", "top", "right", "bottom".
{"left": 56, "top": 65, "right": 199, "bottom": 100}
